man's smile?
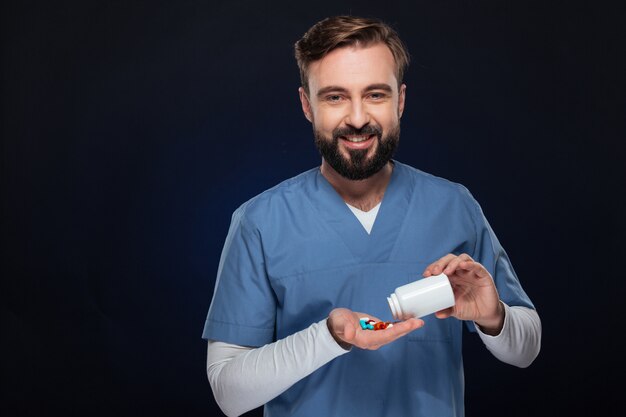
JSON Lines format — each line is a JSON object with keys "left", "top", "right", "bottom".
{"left": 339, "top": 134, "right": 377, "bottom": 149}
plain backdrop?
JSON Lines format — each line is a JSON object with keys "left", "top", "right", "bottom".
{"left": 2, "top": 1, "right": 624, "bottom": 416}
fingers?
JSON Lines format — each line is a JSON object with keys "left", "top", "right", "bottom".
{"left": 446, "top": 267, "right": 492, "bottom": 293}
{"left": 330, "top": 310, "right": 426, "bottom": 350}
{"left": 424, "top": 254, "right": 456, "bottom": 276}
{"left": 435, "top": 306, "right": 454, "bottom": 319}
{"left": 457, "top": 260, "right": 489, "bottom": 278}
{"left": 423, "top": 253, "right": 474, "bottom": 277}
{"left": 354, "top": 318, "right": 424, "bottom": 350}
{"left": 423, "top": 254, "right": 490, "bottom": 281}
{"left": 443, "top": 254, "right": 474, "bottom": 275}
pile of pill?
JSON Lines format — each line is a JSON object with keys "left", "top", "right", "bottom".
{"left": 359, "top": 317, "right": 394, "bottom": 331}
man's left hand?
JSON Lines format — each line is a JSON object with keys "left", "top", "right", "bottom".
{"left": 423, "top": 253, "right": 504, "bottom": 335}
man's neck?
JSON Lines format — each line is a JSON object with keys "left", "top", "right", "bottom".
{"left": 320, "top": 160, "right": 393, "bottom": 212}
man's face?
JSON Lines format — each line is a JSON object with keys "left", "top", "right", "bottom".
{"left": 299, "top": 43, "right": 406, "bottom": 180}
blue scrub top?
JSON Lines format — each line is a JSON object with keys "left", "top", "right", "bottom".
{"left": 203, "top": 161, "right": 534, "bottom": 417}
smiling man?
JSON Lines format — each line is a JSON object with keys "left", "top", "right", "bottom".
{"left": 304, "top": 42, "right": 403, "bottom": 185}
{"left": 202, "top": 16, "right": 541, "bottom": 417}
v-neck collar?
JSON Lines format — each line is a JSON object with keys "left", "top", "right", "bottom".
{"left": 305, "top": 161, "right": 414, "bottom": 262}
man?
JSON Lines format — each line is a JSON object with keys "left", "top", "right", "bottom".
{"left": 202, "top": 15, "right": 541, "bottom": 417}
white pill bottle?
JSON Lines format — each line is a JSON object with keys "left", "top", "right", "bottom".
{"left": 387, "top": 272, "right": 455, "bottom": 320}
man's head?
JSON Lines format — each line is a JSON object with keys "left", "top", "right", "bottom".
{"left": 294, "top": 16, "right": 409, "bottom": 180}
{"left": 294, "top": 16, "right": 410, "bottom": 97}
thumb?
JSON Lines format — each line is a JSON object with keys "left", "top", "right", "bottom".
{"left": 329, "top": 309, "right": 356, "bottom": 343}
{"left": 341, "top": 319, "right": 356, "bottom": 342}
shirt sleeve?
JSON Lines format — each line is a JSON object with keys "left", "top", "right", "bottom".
{"left": 474, "top": 303, "right": 542, "bottom": 368}
{"left": 463, "top": 188, "right": 536, "bottom": 332}
{"left": 202, "top": 206, "right": 277, "bottom": 346}
{"left": 206, "top": 319, "right": 350, "bottom": 417}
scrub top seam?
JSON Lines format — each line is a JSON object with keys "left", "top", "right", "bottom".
{"left": 386, "top": 167, "right": 418, "bottom": 260}
{"left": 466, "top": 186, "right": 482, "bottom": 260}
{"left": 268, "top": 261, "right": 431, "bottom": 283}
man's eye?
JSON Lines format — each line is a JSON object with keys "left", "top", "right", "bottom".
{"left": 327, "top": 95, "right": 342, "bottom": 102}
{"left": 369, "top": 92, "right": 385, "bottom": 100}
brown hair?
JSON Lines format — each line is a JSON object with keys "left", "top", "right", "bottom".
{"left": 294, "top": 16, "right": 410, "bottom": 94}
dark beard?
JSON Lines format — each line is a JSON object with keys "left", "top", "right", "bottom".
{"left": 314, "top": 123, "right": 400, "bottom": 180}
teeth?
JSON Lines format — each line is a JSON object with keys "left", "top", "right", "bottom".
{"left": 344, "top": 136, "right": 369, "bottom": 143}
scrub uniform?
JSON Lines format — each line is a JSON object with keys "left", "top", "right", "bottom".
{"left": 203, "top": 160, "right": 534, "bottom": 417}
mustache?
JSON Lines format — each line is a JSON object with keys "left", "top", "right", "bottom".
{"left": 332, "top": 124, "right": 382, "bottom": 141}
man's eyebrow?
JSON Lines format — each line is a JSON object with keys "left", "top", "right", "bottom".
{"left": 316, "top": 86, "right": 349, "bottom": 98}
{"left": 315, "top": 84, "right": 393, "bottom": 98}
{"left": 363, "top": 83, "right": 393, "bottom": 93}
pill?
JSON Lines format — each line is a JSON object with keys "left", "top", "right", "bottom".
{"left": 358, "top": 319, "right": 396, "bottom": 331}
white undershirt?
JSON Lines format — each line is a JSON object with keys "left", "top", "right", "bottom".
{"left": 207, "top": 306, "right": 541, "bottom": 417}
{"left": 346, "top": 202, "right": 381, "bottom": 234}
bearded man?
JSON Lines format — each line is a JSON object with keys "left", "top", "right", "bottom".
{"left": 202, "top": 15, "right": 541, "bottom": 417}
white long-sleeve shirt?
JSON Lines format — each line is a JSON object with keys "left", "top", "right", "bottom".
{"left": 206, "top": 303, "right": 541, "bottom": 417}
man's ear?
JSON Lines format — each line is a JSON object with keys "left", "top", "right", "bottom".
{"left": 398, "top": 83, "right": 406, "bottom": 118}
{"left": 299, "top": 87, "right": 313, "bottom": 122}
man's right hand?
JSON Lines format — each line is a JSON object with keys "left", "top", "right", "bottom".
{"left": 327, "top": 308, "right": 424, "bottom": 350}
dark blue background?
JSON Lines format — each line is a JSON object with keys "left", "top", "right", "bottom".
{"left": 2, "top": 1, "right": 624, "bottom": 416}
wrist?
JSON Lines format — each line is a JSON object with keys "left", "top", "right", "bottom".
{"left": 475, "top": 301, "right": 505, "bottom": 336}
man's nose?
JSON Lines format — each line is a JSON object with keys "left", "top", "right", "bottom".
{"left": 344, "top": 101, "right": 370, "bottom": 130}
